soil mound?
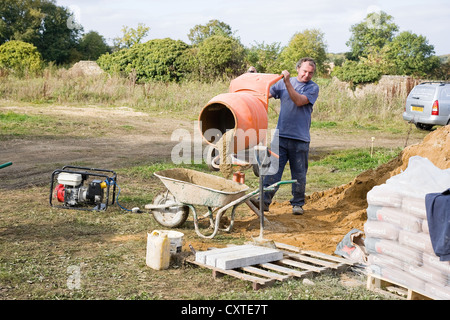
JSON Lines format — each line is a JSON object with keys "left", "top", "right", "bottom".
{"left": 68, "top": 60, "right": 104, "bottom": 77}
{"left": 235, "top": 125, "right": 450, "bottom": 254}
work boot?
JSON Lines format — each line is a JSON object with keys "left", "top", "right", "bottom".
{"left": 249, "top": 197, "right": 269, "bottom": 212}
{"left": 292, "top": 206, "right": 304, "bottom": 215}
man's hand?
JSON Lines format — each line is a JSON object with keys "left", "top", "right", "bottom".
{"left": 281, "top": 70, "right": 290, "bottom": 82}
{"left": 282, "top": 70, "right": 310, "bottom": 107}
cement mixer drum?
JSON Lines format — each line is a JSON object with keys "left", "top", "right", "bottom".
{"left": 198, "top": 72, "right": 283, "bottom": 167}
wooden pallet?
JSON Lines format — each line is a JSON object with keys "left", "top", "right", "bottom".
{"left": 188, "top": 242, "right": 354, "bottom": 290}
{"left": 366, "top": 274, "right": 436, "bottom": 300}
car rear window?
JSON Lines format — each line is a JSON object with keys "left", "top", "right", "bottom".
{"left": 409, "top": 85, "right": 436, "bottom": 100}
{"left": 439, "top": 87, "right": 450, "bottom": 99}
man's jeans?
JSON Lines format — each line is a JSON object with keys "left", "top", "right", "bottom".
{"left": 262, "top": 137, "right": 309, "bottom": 207}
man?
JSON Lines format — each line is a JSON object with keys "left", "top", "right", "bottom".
{"left": 252, "top": 57, "right": 319, "bottom": 215}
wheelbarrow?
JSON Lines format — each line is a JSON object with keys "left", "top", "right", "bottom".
{"left": 144, "top": 168, "right": 295, "bottom": 239}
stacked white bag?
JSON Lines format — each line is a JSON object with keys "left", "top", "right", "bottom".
{"left": 364, "top": 156, "right": 450, "bottom": 300}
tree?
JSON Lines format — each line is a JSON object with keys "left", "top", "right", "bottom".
{"left": 385, "top": 31, "right": 440, "bottom": 76}
{"left": 36, "top": 1, "right": 83, "bottom": 64}
{"left": 0, "top": 0, "right": 45, "bottom": 44}
{"left": 187, "top": 19, "right": 233, "bottom": 45}
{"left": 113, "top": 23, "right": 150, "bottom": 50}
{"left": 78, "top": 31, "right": 111, "bottom": 60}
{"left": 0, "top": 0, "right": 83, "bottom": 64}
{"left": 246, "top": 41, "right": 282, "bottom": 73}
{"left": 279, "top": 29, "right": 327, "bottom": 74}
{"left": 430, "top": 57, "right": 450, "bottom": 80}
{"left": 346, "top": 11, "right": 398, "bottom": 61}
{"left": 196, "top": 35, "right": 245, "bottom": 79}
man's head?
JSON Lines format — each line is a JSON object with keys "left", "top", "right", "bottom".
{"left": 296, "top": 58, "right": 316, "bottom": 83}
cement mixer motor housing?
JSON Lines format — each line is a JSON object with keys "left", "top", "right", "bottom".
{"left": 50, "top": 166, "right": 117, "bottom": 211}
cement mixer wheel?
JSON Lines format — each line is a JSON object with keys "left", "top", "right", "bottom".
{"left": 151, "top": 191, "right": 189, "bottom": 228}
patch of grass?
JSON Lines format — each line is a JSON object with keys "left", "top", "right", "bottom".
{"left": 303, "top": 147, "right": 401, "bottom": 194}
{"left": 311, "top": 121, "right": 338, "bottom": 129}
{"left": 191, "top": 273, "right": 389, "bottom": 300}
{"left": 310, "top": 148, "right": 401, "bottom": 172}
{"left": 270, "top": 147, "right": 401, "bottom": 199}
{"left": 121, "top": 161, "right": 209, "bottom": 180}
{"left": 0, "top": 111, "right": 55, "bottom": 137}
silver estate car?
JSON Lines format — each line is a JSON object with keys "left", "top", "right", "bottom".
{"left": 403, "top": 82, "right": 450, "bottom": 130}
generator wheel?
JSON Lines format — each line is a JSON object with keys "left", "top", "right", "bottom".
{"left": 151, "top": 191, "right": 189, "bottom": 228}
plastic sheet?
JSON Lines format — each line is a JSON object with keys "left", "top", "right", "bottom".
{"left": 364, "top": 156, "right": 450, "bottom": 299}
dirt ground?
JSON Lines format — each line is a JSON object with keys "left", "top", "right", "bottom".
{"left": 1, "top": 104, "right": 448, "bottom": 256}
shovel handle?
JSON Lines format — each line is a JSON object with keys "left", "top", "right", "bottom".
{"left": 276, "top": 180, "right": 297, "bottom": 185}
{"left": 0, "top": 162, "right": 12, "bottom": 169}
{"left": 263, "top": 180, "right": 297, "bottom": 191}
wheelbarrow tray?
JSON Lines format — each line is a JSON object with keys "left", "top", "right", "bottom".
{"left": 154, "top": 168, "right": 249, "bottom": 208}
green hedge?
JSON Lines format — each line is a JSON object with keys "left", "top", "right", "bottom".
{"left": 97, "top": 36, "right": 246, "bottom": 82}
{"left": 0, "top": 40, "right": 43, "bottom": 75}
{"left": 97, "top": 38, "right": 189, "bottom": 82}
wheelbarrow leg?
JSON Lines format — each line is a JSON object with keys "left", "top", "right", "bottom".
{"left": 207, "top": 206, "right": 214, "bottom": 228}
{"left": 220, "top": 205, "right": 238, "bottom": 232}
{"left": 190, "top": 199, "right": 247, "bottom": 239}
{"left": 191, "top": 204, "right": 223, "bottom": 239}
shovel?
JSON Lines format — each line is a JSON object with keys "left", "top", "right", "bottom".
{"left": 251, "top": 146, "right": 276, "bottom": 248}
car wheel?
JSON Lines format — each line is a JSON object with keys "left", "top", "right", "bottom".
{"left": 415, "top": 123, "right": 433, "bottom": 131}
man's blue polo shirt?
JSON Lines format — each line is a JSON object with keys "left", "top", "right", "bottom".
{"left": 270, "top": 77, "right": 319, "bottom": 142}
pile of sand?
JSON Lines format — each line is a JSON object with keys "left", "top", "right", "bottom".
{"left": 68, "top": 61, "right": 104, "bottom": 77}
{"left": 233, "top": 125, "right": 450, "bottom": 255}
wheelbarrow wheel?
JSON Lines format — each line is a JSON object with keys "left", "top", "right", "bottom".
{"left": 151, "top": 191, "right": 189, "bottom": 228}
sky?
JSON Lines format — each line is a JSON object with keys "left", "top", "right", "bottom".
{"left": 56, "top": 0, "right": 450, "bottom": 55}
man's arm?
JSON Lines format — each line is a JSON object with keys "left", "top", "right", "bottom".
{"left": 281, "top": 70, "right": 310, "bottom": 107}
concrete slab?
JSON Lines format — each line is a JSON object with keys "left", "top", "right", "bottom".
{"left": 196, "top": 245, "right": 283, "bottom": 270}
{"left": 195, "top": 245, "right": 254, "bottom": 264}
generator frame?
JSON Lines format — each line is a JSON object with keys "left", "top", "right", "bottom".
{"left": 49, "top": 166, "right": 117, "bottom": 211}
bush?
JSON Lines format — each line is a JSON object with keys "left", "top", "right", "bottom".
{"left": 97, "top": 38, "right": 190, "bottom": 82}
{"left": 196, "top": 35, "right": 246, "bottom": 80}
{"left": 0, "top": 40, "right": 43, "bottom": 75}
{"left": 331, "top": 60, "right": 382, "bottom": 86}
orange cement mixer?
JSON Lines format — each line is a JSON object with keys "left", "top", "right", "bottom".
{"left": 198, "top": 72, "right": 283, "bottom": 171}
